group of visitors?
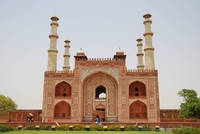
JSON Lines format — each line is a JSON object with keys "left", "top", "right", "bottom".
{"left": 27, "top": 113, "right": 34, "bottom": 123}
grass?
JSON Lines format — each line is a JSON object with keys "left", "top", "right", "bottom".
{"left": 2, "top": 130, "right": 173, "bottom": 134}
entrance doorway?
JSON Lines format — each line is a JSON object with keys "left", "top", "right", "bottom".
{"left": 93, "top": 104, "right": 105, "bottom": 122}
{"left": 96, "top": 108, "right": 105, "bottom": 122}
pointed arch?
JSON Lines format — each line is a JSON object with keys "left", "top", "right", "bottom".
{"left": 129, "top": 100, "right": 147, "bottom": 119}
{"left": 55, "top": 81, "right": 71, "bottom": 98}
{"left": 96, "top": 104, "right": 105, "bottom": 109}
{"left": 82, "top": 71, "right": 118, "bottom": 121}
{"left": 82, "top": 71, "right": 118, "bottom": 86}
{"left": 129, "top": 81, "right": 146, "bottom": 98}
{"left": 95, "top": 104, "right": 106, "bottom": 122}
{"left": 54, "top": 101, "right": 71, "bottom": 119}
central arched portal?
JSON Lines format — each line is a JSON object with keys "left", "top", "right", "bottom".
{"left": 83, "top": 72, "right": 118, "bottom": 122}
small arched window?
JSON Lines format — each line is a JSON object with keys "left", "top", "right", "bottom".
{"left": 95, "top": 86, "right": 106, "bottom": 99}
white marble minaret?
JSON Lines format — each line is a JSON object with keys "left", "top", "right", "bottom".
{"left": 63, "top": 39, "right": 71, "bottom": 70}
{"left": 47, "top": 16, "right": 59, "bottom": 71}
{"left": 136, "top": 37, "right": 144, "bottom": 70}
{"left": 143, "top": 13, "right": 155, "bottom": 70}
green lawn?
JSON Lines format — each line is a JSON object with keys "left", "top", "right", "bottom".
{"left": 2, "top": 130, "right": 173, "bottom": 134}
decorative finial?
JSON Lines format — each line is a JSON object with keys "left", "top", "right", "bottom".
{"left": 76, "top": 48, "right": 86, "bottom": 56}
{"left": 143, "top": 13, "right": 152, "bottom": 19}
{"left": 136, "top": 36, "right": 143, "bottom": 42}
{"left": 64, "top": 38, "right": 71, "bottom": 43}
{"left": 117, "top": 47, "right": 123, "bottom": 53}
{"left": 78, "top": 48, "right": 84, "bottom": 53}
{"left": 50, "top": 15, "right": 59, "bottom": 21}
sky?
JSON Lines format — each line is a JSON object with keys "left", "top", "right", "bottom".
{"left": 0, "top": 0, "right": 200, "bottom": 109}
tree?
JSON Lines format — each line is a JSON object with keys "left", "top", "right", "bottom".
{"left": 0, "top": 94, "right": 17, "bottom": 112}
{"left": 178, "top": 89, "right": 200, "bottom": 119}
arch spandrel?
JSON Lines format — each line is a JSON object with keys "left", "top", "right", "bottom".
{"left": 81, "top": 67, "right": 119, "bottom": 83}
{"left": 128, "top": 80, "right": 147, "bottom": 87}
{"left": 54, "top": 99, "right": 71, "bottom": 106}
{"left": 96, "top": 104, "right": 105, "bottom": 109}
{"left": 55, "top": 80, "right": 72, "bottom": 87}
{"left": 82, "top": 71, "right": 118, "bottom": 87}
{"left": 129, "top": 99, "right": 147, "bottom": 106}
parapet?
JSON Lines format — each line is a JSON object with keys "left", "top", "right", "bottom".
{"left": 75, "top": 57, "right": 126, "bottom": 67}
{"left": 44, "top": 70, "right": 74, "bottom": 78}
{"left": 126, "top": 69, "right": 158, "bottom": 76}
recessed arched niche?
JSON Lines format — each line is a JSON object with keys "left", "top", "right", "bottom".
{"left": 129, "top": 101, "right": 147, "bottom": 119}
{"left": 54, "top": 101, "right": 71, "bottom": 119}
{"left": 55, "top": 81, "right": 72, "bottom": 98}
{"left": 129, "top": 81, "right": 146, "bottom": 98}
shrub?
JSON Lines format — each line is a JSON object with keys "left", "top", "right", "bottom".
{"left": 107, "top": 125, "right": 121, "bottom": 131}
{"left": 172, "top": 128, "right": 179, "bottom": 133}
{"left": 89, "top": 125, "right": 103, "bottom": 131}
{"left": 56, "top": 124, "right": 70, "bottom": 131}
{"left": 24, "top": 125, "right": 35, "bottom": 130}
{"left": 40, "top": 125, "right": 51, "bottom": 130}
{"left": 96, "top": 125, "right": 103, "bottom": 131}
{"left": 72, "top": 124, "right": 85, "bottom": 131}
{"left": 172, "top": 127, "right": 200, "bottom": 134}
{"left": 124, "top": 125, "right": 137, "bottom": 131}
{"left": 37, "top": 124, "right": 154, "bottom": 131}
{"left": 0, "top": 124, "right": 15, "bottom": 132}
{"left": 25, "top": 125, "right": 51, "bottom": 130}
{"left": 142, "top": 125, "right": 153, "bottom": 131}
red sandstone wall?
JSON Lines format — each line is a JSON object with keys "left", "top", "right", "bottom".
{"left": 160, "top": 109, "right": 200, "bottom": 122}
{"left": 9, "top": 110, "right": 42, "bottom": 122}
{"left": 0, "top": 112, "right": 9, "bottom": 122}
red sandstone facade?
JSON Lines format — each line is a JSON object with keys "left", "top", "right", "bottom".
{"left": 42, "top": 52, "right": 160, "bottom": 123}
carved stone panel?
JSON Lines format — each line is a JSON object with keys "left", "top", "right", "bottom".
{"left": 81, "top": 67, "right": 119, "bottom": 83}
